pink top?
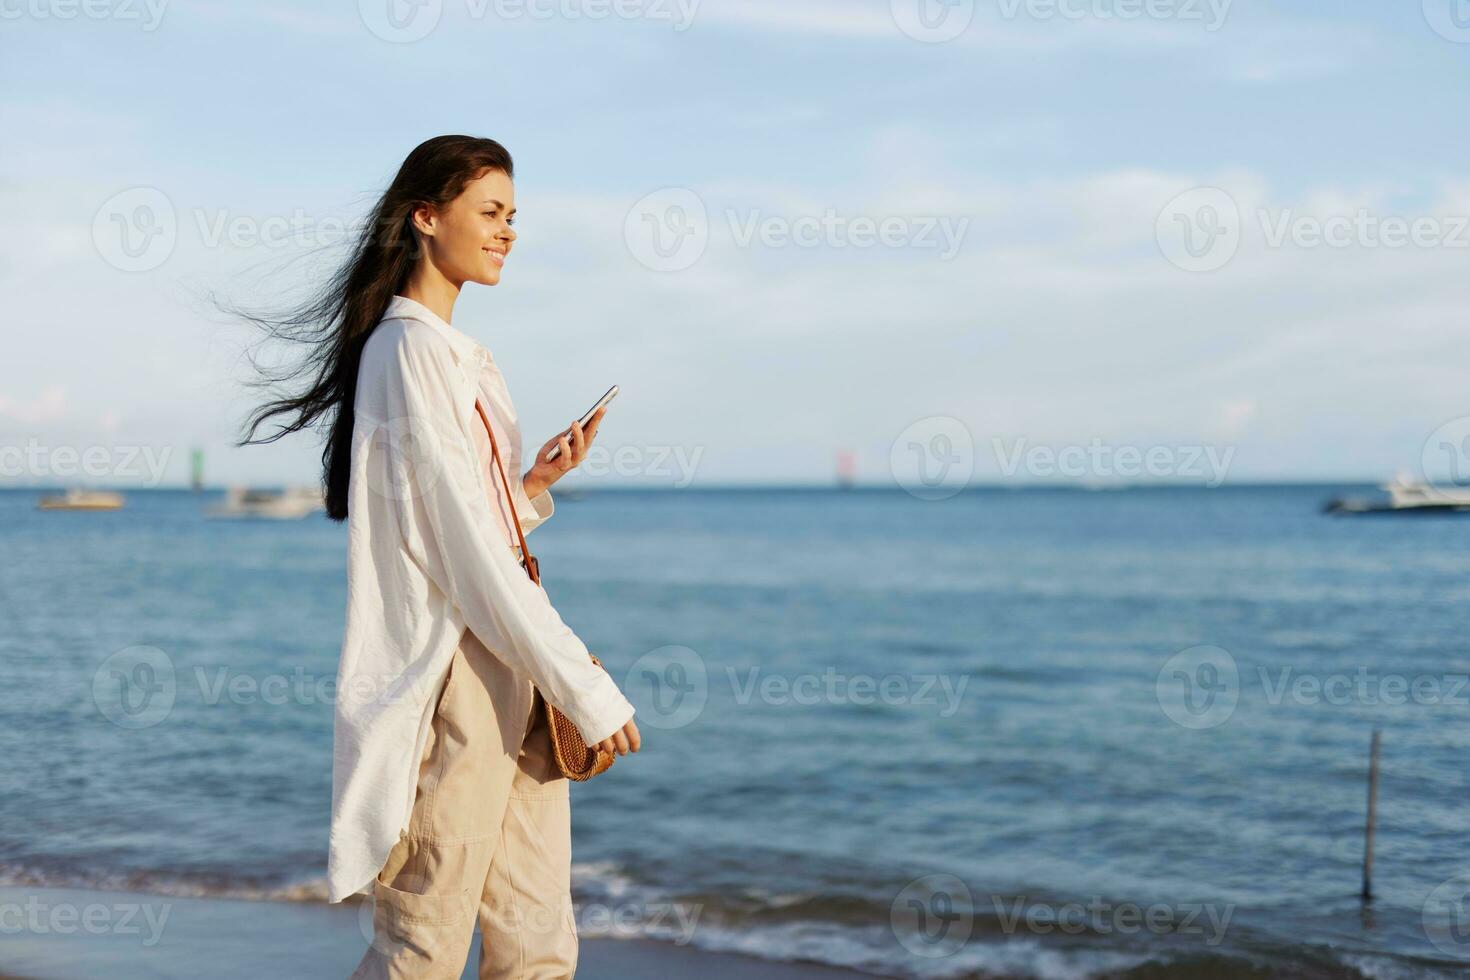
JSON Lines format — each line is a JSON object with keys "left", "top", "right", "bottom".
{"left": 471, "top": 378, "right": 553, "bottom": 553}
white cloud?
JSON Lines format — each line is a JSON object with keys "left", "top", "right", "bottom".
{"left": 693, "top": 0, "right": 899, "bottom": 38}
{"left": 0, "top": 386, "right": 69, "bottom": 426}
{"left": 1215, "top": 24, "right": 1376, "bottom": 82}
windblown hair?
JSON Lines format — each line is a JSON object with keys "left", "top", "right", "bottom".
{"left": 230, "top": 135, "right": 514, "bottom": 521}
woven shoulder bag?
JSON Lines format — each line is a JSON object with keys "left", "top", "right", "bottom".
{"left": 474, "top": 399, "right": 616, "bottom": 781}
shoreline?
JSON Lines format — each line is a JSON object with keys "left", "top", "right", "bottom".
{"left": 0, "top": 885, "right": 875, "bottom": 980}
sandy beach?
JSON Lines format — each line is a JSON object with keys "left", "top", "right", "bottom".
{"left": 0, "top": 885, "right": 872, "bottom": 980}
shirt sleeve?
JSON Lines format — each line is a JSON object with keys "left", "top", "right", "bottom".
{"left": 513, "top": 478, "right": 554, "bottom": 536}
{"left": 368, "top": 326, "right": 634, "bottom": 745}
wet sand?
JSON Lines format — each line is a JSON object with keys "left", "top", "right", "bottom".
{"left": 0, "top": 885, "right": 872, "bottom": 979}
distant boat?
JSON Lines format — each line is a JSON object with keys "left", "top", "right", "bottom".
{"left": 835, "top": 450, "right": 856, "bottom": 489}
{"left": 1324, "top": 475, "right": 1470, "bottom": 514}
{"left": 37, "top": 489, "right": 125, "bottom": 511}
{"left": 208, "top": 485, "right": 325, "bottom": 520}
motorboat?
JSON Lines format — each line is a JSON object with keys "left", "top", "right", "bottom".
{"left": 37, "top": 489, "right": 125, "bottom": 511}
{"left": 1324, "top": 474, "right": 1470, "bottom": 514}
{"left": 208, "top": 485, "right": 326, "bottom": 520}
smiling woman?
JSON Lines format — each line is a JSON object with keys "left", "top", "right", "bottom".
{"left": 222, "top": 135, "right": 641, "bottom": 979}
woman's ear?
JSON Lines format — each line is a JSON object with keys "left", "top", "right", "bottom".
{"left": 408, "top": 202, "right": 437, "bottom": 239}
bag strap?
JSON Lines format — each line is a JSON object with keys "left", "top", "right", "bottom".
{"left": 474, "top": 398, "right": 541, "bottom": 586}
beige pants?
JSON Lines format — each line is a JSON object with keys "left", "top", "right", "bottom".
{"left": 351, "top": 628, "right": 577, "bottom": 979}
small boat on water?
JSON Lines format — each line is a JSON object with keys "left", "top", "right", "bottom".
{"left": 208, "top": 485, "right": 326, "bottom": 520}
{"left": 37, "top": 489, "right": 125, "bottom": 511}
{"left": 1324, "top": 475, "right": 1470, "bottom": 514}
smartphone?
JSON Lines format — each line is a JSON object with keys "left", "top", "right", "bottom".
{"left": 543, "top": 385, "right": 619, "bottom": 462}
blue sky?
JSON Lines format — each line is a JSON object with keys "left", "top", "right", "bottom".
{"left": 3, "top": 0, "right": 1469, "bottom": 488}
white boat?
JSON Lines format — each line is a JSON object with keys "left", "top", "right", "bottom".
{"left": 1385, "top": 475, "right": 1470, "bottom": 511}
{"left": 208, "top": 485, "right": 326, "bottom": 520}
{"left": 37, "top": 489, "right": 125, "bottom": 511}
{"left": 1325, "top": 474, "right": 1470, "bottom": 514}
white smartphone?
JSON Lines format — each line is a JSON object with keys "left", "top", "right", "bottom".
{"left": 543, "top": 385, "right": 619, "bottom": 462}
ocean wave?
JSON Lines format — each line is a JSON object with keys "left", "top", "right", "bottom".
{"left": 0, "top": 863, "right": 330, "bottom": 904}
{"left": 3, "top": 860, "right": 1462, "bottom": 980}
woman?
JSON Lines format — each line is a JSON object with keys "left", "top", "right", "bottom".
{"left": 237, "top": 135, "right": 641, "bottom": 978}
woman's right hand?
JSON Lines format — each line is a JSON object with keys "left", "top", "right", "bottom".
{"left": 597, "top": 717, "right": 641, "bottom": 757}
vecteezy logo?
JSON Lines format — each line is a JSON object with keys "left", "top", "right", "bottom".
{"left": 623, "top": 188, "right": 709, "bottom": 272}
{"left": 1156, "top": 645, "right": 1238, "bottom": 730}
{"left": 624, "top": 645, "right": 707, "bottom": 730}
{"left": 92, "top": 187, "right": 177, "bottom": 272}
{"left": 1423, "top": 0, "right": 1470, "bottom": 42}
{"left": 362, "top": 415, "right": 449, "bottom": 505}
{"left": 1423, "top": 872, "right": 1470, "bottom": 957}
{"left": 1420, "top": 417, "right": 1470, "bottom": 496}
{"left": 891, "top": 0, "right": 975, "bottom": 42}
{"left": 93, "top": 645, "right": 176, "bottom": 729}
{"left": 1155, "top": 187, "right": 1241, "bottom": 273}
{"left": 890, "top": 416, "right": 974, "bottom": 501}
{"left": 359, "top": 0, "right": 443, "bottom": 42}
{"left": 891, "top": 873, "right": 973, "bottom": 958}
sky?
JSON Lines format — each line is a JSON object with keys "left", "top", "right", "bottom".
{"left": 3, "top": 0, "right": 1469, "bottom": 489}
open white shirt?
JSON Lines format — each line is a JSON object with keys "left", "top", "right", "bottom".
{"left": 326, "top": 294, "right": 635, "bottom": 904}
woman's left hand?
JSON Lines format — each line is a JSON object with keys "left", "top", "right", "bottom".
{"left": 523, "top": 406, "right": 606, "bottom": 497}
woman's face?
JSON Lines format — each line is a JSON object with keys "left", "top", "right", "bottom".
{"left": 414, "top": 168, "right": 517, "bottom": 287}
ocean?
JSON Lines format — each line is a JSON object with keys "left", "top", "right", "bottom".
{"left": 1, "top": 485, "right": 1467, "bottom": 978}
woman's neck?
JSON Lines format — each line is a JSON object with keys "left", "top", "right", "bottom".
{"left": 398, "top": 268, "right": 461, "bottom": 325}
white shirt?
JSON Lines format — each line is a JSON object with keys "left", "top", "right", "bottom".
{"left": 326, "top": 294, "right": 635, "bottom": 904}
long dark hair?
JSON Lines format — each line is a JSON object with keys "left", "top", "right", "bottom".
{"left": 230, "top": 135, "right": 514, "bottom": 522}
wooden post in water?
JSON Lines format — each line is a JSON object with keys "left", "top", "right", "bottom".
{"left": 1361, "top": 729, "right": 1381, "bottom": 903}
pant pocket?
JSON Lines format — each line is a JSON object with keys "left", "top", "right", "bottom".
{"left": 365, "top": 875, "right": 473, "bottom": 972}
{"left": 511, "top": 696, "right": 570, "bottom": 800}
{"left": 509, "top": 777, "right": 569, "bottom": 802}
{"left": 373, "top": 876, "right": 470, "bottom": 926}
